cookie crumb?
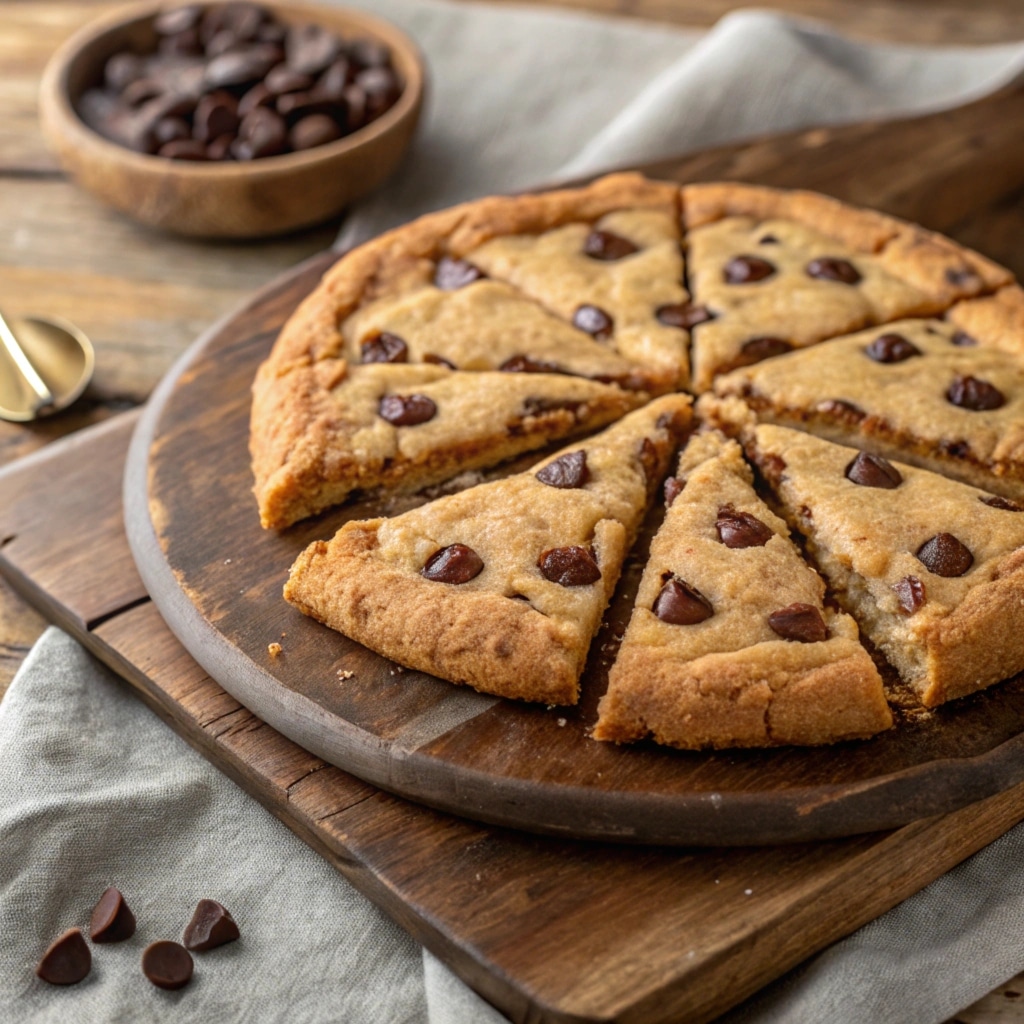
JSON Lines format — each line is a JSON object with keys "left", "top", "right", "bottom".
{"left": 268, "top": 642, "right": 283, "bottom": 658}
{"left": 336, "top": 669, "right": 354, "bottom": 680}
{"left": 557, "top": 718, "right": 567, "bottom": 727}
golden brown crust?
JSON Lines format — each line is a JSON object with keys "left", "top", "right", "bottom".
{"left": 948, "top": 285, "right": 1024, "bottom": 358}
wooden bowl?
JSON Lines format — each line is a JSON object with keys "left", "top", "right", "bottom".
{"left": 39, "top": 2, "right": 426, "bottom": 238}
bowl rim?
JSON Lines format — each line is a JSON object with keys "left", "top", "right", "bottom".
{"left": 40, "top": 0, "right": 427, "bottom": 177}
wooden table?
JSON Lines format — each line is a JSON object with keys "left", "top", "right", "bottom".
{"left": 2, "top": 3, "right": 1023, "bottom": 1020}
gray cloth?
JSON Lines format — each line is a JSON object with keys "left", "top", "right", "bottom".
{"left": 7, "top": 1, "right": 1024, "bottom": 1020}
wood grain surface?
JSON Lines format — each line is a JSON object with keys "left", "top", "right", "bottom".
{"left": 4, "top": 1, "right": 1024, "bottom": 1020}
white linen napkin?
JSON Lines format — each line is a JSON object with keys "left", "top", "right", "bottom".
{"left": 6, "top": 1, "right": 1024, "bottom": 1021}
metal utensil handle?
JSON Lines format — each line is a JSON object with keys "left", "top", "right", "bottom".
{"left": 0, "top": 309, "right": 53, "bottom": 410}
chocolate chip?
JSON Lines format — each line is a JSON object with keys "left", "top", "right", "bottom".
{"left": 758, "top": 233, "right": 779, "bottom": 244}
{"left": 434, "top": 257, "right": 485, "bottom": 291}
{"left": 945, "top": 267, "right": 978, "bottom": 287}
{"left": 893, "top": 575, "right": 926, "bottom": 614}
{"left": 572, "top": 304, "right": 614, "bottom": 340}
{"left": 122, "top": 77, "right": 163, "bottom": 108}
{"left": 716, "top": 505, "right": 773, "bottom": 548}
{"left": 815, "top": 399, "right": 865, "bottom": 423}
{"left": 142, "top": 941, "right": 193, "bottom": 991}
{"left": 350, "top": 38, "right": 392, "bottom": 68}
{"left": 205, "top": 46, "right": 280, "bottom": 89}
{"left": 423, "top": 353, "right": 456, "bottom": 369}
{"left": 422, "top": 544, "right": 484, "bottom": 584}
{"left": 154, "top": 5, "right": 203, "bottom": 36}
{"left": 499, "top": 355, "right": 564, "bottom": 374}
{"left": 342, "top": 84, "right": 368, "bottom": 131}
{"left": 265, "top": 64, "right": 315, "bottom": 96}
{"left": 158, "top": 139, "right": 210, "bottom": 160}
{"left": 104, "top": 52, "right": 144, "bottom": 92}
{"left": 663, "top": 476, "right": 683, "bottom": 508}
{"left": 89, "top": 887, "right": 136, "bottom": 943}
{"left": 183, "top": 899, "right": 240, "bottom": 952}
{"left": 981, "top": 495, "right": 1023, "bottom": 511}
{"left": 947, "top": 375, "right": 1006, "bottom": 411}
{"left": 206, "top": 133, "right": 235, "bottom": 160}
{"left": 536, "top": 451, "right": 589, "bottom": 489}
{"left": 289, "top": 113, "right": 341, "bottom": 150}
{"left": 378, "top": 394, "right": 436, "bottom": 426}
{"left": 583, "top": 229, "right": 638, "bottom": 260}
{"left": 916, "top": 533, "right": 973, "bottom": 577}
{"left": 638, "top": 436, "right": 661, "bottom": 485}
{"left": 845, "top": 451, "right": 902, "bottom": 489}
{"left": 193, "top": 91, "right": 239, "bottom": 142}
{"left": 275, "top": 90, "right": 332, "bottom": 120}
{"left": 36, "top": 929, "right": 91, "bottom": 985}
{"left": 237, "top": 82, "right": 274, "bottom": 117}
{"left": 235, "top": 106, "right": 287, "bottom": 158}
{"left": 153, "top": 115, "right": 191, "bottom": 146}
{"left": 723, "top": 255, "right": 775, "bottom": 284}
{"left": 315, "top": 58, "right": 353, "bottom": 102}
{"left": 806, "top": 257, "right": 861, "bottom": 284}
{"left": 655, "top": 302, "right": 714, "bottom": 329}
{"left": 951, "top": 330, "right": 977, "bottom": 347}
{"left": 286, "top": 23, "right": 342, "bottom": 76}
{"left": 538, "top": 546, "right": 601, "bottom": 587}
{"left": 653, "top": 577, "right": 713, "bottom": 625}
{"left": 940, "top": 439, "right": 971, "bottom": 459}
{"left": 768, "top": 603, "right": 828, "bottom": 643}
{"left": 865, "top": 333, "right": 922, "bottom": 363}
{"left": 361, "top": 332, "right": 408, "bottom": 363}
{"left": 738, "top": 336, "right": 792, "bottom": 365}
{"left": 356, "top": 66, "right": 401, "bottom": 117}
{"left": 159, "top": 28, "right": 203, "bottom": 57}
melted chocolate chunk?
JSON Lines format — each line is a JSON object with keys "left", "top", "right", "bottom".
{"left": 538, "top": 546, "right": 601, "bottom": 587}
{"left": 378, "top": 394, "right": 436, "bottom": 426}
{"left": 758, "top": 233, "right": 779, "bottom": 244}
{"left": 500, "top": 355, "right": 564, "bottom": 374}
{"left": 916, "top": 533, "right": 973, "bottom": 577}
{"left": 361, "top": 331, "right": 408, "bottom": 363}
{"left": 893, "top": 575, "right": 927, "bottom": 615}
{"left": 865, "top": 333, "right": 922, "bottom": 363}
{"left": 536, "top": 450, "right": 589, "bottom": 489}
{"left": 815, "top": 399, "right": 865, "bottom": 424}
{"left": 946, "top": 375, "right": 1006, "bottom": 411}
{"left": 183, "top": 899, "right": 240, "bottom": 952}
{"left": 583, "top": 229, "right": 638, "bottom": 261}
{"left": 142, "top": 941, "right": 193, "bottom": 991}
{"left": 572, "top": 304, "right": 614, "bottom": 340}
{"left": 716, "top": 505, "right": 773, "bottom": 548}
{"left": 422, "top": 353, "right": 456, "bottom": 369}
{"left": 739, "top": 337, "right": 792, "bottom": 364}
{"left": 434, "top": 257, "right": 486, "bottom": 291}
{"left": 723, "top": 255, "right": 775, "bottom": 284}
{"left": 655, "top": 302, "right": 715, "bottom": 329}
{"left": 951, "top": 330, "right": 977, "bottom": 347}
{"left": 806, "top": 257, "right": 861, "bottom": 284}
{"left": 90, "top": 887, "right": 136, "bottom": 943}
{"left": 36, "top": 929, "right": 91, "bottom": 986}
{"left": 845, "top": 451, "right": 902, "bottom": 489}
{"left": 422, "top": 544, "right": 484, "bottom": 584}
{"left": 981, "top": 495, "right": 1023, "bottom": 511}
{"left": 663, "top": 476, "right": 684, "bottom": 508}
{"left": 653, "top": 577, "right": 713, "bottom": 625}
{"left": 768, "top": 603, "right": 828, "bottom": 643}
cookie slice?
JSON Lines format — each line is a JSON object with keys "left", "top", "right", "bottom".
{"left": 594, "top": 431, "right": 890, "bottom": 749}
{"left": 284, "top": 395, "right": 691, "bottom": 704}
{"left": 747, "top": 424, "right": 1024, "bottom": 708}
{"left": 252, "top": 362, "right": 645, "bottom": 530}
{"left": 701, "top": 317, "right": 1024, "bottom": 501}
{"left": 681, "top": 183, "right": 1011, "bottom": 391}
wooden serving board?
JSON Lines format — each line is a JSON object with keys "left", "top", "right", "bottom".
{"left": 123, "top": 84, "right": 1024, "bottom": 847}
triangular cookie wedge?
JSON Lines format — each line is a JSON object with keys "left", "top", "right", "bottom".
{"left": 746, "top": 424, "right": 1024, "bottom": 707}
{"left": 681, "top": 183, "right": 1011, "bottom": 391}
{"left": 701, "top": 316, "right": 1024, "bottom": 502}
{"left": 594, "top": 431, "right": 891, "bottom": 749}
{"left": 252, "top": 362, "right": 645, "bottom": 529}
{"left": 284, "top": 395, "right": 691, "bottom": 704}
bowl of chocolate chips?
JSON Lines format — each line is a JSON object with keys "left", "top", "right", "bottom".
{"left": 39, "top": 2, "right": 425, "bottom": 237}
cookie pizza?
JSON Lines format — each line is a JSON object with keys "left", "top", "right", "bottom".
{"left": 252, "top": 172, "right": 1024, "bottom": 746}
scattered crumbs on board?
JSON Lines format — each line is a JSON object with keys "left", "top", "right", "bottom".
{"left": 268, "top": 642, "right": 283, "bottom": 658}
{"left": 336, "top": 669, "right": 354, "bottom": 680}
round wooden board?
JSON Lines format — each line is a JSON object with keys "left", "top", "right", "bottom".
{"left": 125, "top": 245, "right": 1024, "bottom": 847}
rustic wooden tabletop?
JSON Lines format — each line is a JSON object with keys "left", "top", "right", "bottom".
{"left": 2, "top": 2, "right": 1023, "bottom": 1021}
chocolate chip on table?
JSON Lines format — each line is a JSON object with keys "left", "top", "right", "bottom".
{"left": 916, "top": 533, "right": 973, "bottom": 577}
{"left": 289, "top": 114, "right": 341, "bottom": 151}
{"left": 716, "top": 505, "right": 773, "bottom": 548}
{"left": 572, "top": 304, "right": 614, "bottom": 340}
{"left": 951, "top": 330, "right": 977, "bottom": 347}
{"left": 142, "top": 941, "right": 194, "bottom": 991}
{"left": 89, "top": 886, "right": 136, "bottom": 943}
{"left": 845, "top": 451, "right": 902, "bottom": 489}
{"left": 655, "top": 303, "right": 714, "bottom": 330}
{"left": 434, "top": 257, "right": 486, "bottom": 291}
{"left": 768, "top": 603, "right": 828, "bottom": 643}
{"left": 378, "top": 394, "right": 437, "bottom": 426}
{"left": 865, "top": 333, "right": 922, "bottom": 363}
{"left": 738, "top": 336, "right": 791, "bottom": 365}
{"left": 536, "top": 451, "right": 589, "bottom": 489}
{"left": 583, "top": 229, "right": 638, "bottom": 261}
{"left": 499, "top": 355, "right": 564, "bottom": 374}
{"left": 653, "top": 577, "right": 713, "bottom": 625}
{"left": 361, "top": 332, "right": 408, "bottom": 364}
{"left": 723, "top": 255, "right": 775, "bottom": 284}
{"left": 538, "top": 546, "right": 602, "bottom": 587}
{"left": 183, "top": 899, "right": 240, "bottom": 952}
{"left": 893, "top": 575, "right": 927, "bottom": 614}
{"left": 35, "top": 929, "right": 91, "bottom": 986}
{"left": 946, "top": 375, "right": 1006, "bottom": 411}
{"left": 981, "top": 495, "right": 1023, "bottom": 511}
{"left": 422, "top": 544, "right": 484, "bottom": 584}
{"left": 663, "top": 476, "right": 683, "bottom": 508}
{"left": 805, "top": 257, "right": 861, "bottom": 284}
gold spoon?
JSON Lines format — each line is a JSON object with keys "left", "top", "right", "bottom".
{"left": 0, "top": 310, "right": 94, "bottom": 422}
